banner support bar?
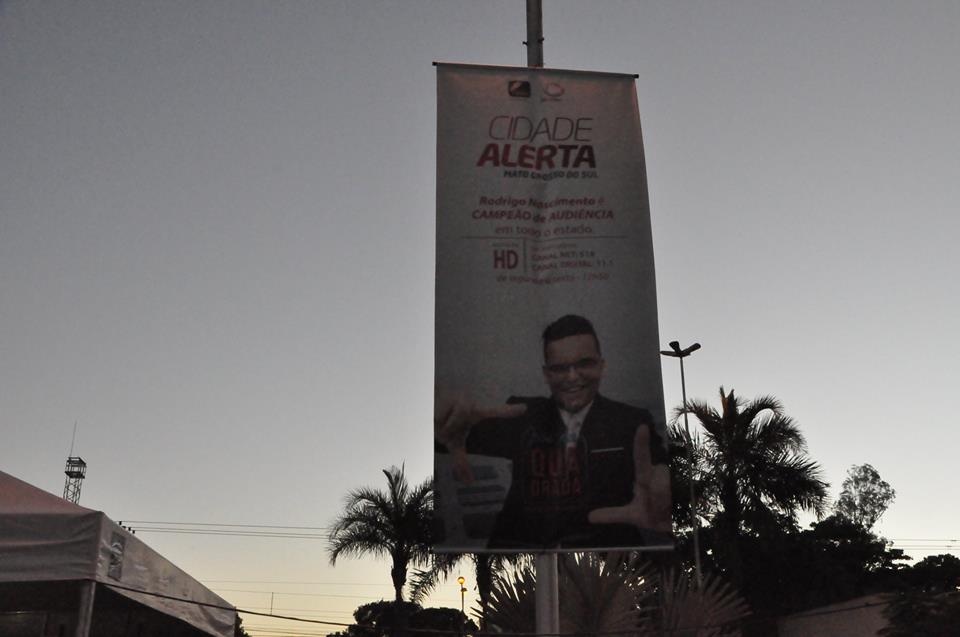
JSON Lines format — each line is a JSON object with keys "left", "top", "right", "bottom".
{"left": 525, "top": 0, "right": 543, "bottom": 68}
{"left": 535, "top": 553, "right": 559, "bottom": 635}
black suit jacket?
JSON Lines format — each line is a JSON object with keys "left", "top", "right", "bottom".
{"left": 463, "top": 394, "right": 668, "bottom": 549}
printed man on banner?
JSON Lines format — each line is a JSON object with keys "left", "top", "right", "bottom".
{"left": 435, "top": 314, "right": 672, "bottom": 549}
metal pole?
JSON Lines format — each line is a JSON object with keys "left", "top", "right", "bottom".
{"left": 526, "top": 5, "right": 555, "bottom": 634}
{"left": 679, "top": 356, "right": 704, "bottom": 591}
{"left": 661, "top": 341, "right": 703, "bottom": 590}
{"left": 74, "top": 580, "right": 96, "bottom": 637}
{"left": 457, "top": 576, "right": 467, "bottom": 637}
{"left": 525, "top": 0, "right": 543, "bottom": 67}
{"left": 535, "top": 553, "right": 559, "bottom": 636}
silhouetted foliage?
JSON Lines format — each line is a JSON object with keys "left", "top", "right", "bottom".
{"left": 672, "top": 387, "right": 829, "bottom": 589}
{"left": 735, "top": 515, "right": 907, "bottom": 618}
{"left": 410, "top": 552, "right": 525, "bottom": 630}
{"left": 485, "top": 553, "right": 656, "bottom": 635}
{"left": 328, "top": 466, "right": 433, "bottom": 603}
{"left": 881, "top": 591, "right": 960, "bottom": 637}
{"left": 411, "top": 607, "right": 477, "bottom": 634}
{"left": 900, "top": 554, "right": 960, "bottom": 593}
{"left": 325, "top": 600, "right": 476, "bottom": 637}
{"left": 880, "top": 554, "right": 960, "bottom": 636}
{"left": 234, "top": 616, "right": 251, "bottom": 637}
{"left": 483, "top": 553, "right": 748, "bottom": 636}
{"left": 667, "top": 396, "right": 922, "bottom": 629}
{"left": 835, "top": 463, "right": 896, "bottom": 529}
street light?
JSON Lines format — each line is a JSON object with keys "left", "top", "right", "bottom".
{"left": 457, "top": 575, "right": 466, "bottom": 614}
{"left": 660, "top": 340, "right": 703, "bottom": 590}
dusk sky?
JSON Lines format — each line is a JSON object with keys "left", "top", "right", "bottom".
{"left": 3, "top": 2, "right": 959, "bottom": 635}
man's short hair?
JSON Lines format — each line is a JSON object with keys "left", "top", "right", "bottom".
{"left": 542, "top": 314, "right": 601, "bottom": 359}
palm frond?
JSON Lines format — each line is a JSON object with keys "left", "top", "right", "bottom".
{"left": 737, "top": 394, "right": 783, "bottom": 426}
{"left": 749, "top": 454, "right": 829, "bottom": 517}
{"left": 328, "top": 525, "right": 390, "bottom": 562}
{"left": 410, "top": 553, "right": 461, "bottom": 603}
{"left": 560, "top": 553, "right": 656, "bottom": 635}
{"left": 485, "top": 554, "right": 657, "bottom": 635}
{"left": 675, "top": 399, "right": 725, "bottom": 444}
{"left": 661, "top": 569, "right": 751, "bottom": 636}
{"left": 746, "top": 413, "right": 807, "bottom": 455}
{"left": 484, "top": 562, "right": 537, "bottom": 635}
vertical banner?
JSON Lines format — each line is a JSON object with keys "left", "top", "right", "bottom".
{"left": 434, "top": 63, "right": 672, "bottom": 552}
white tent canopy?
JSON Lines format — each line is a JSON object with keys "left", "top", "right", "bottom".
{"left": 0, "top": 470, "right": 235, "bottom": 637}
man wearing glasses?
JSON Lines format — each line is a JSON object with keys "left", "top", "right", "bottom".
{"left": 435, "top": 314, "right": 672, "bottom": 550}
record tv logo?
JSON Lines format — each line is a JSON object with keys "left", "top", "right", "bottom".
{"left": 506, "top": 80, "right": 565, "bottom": 102}
{"left": 541, "top": 82, "right": 564, "bottom": 101}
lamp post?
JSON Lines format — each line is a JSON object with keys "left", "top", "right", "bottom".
{"left": 660, "top": 340, "right": 703, "bottom": 590}
{"left": 457, "top": 575, "right": 467, "bottom": 636}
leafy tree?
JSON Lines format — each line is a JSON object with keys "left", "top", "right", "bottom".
{"left": 234, "top": 616, "right": 251, "bottom": 637}
{"left": 809, "top": 515, "right": 906, "bottom": 574}
{"left": 882, "top": 554, "right": 960, "bottom": 637}
{"left": 326, "top": 601, "right": 476, "bottom": 637}
{"left": 326, "top": 600, "right": 419, "bottom": 637}
{"left": 737, "top": 515, "right": 907, "bottom": 617}
{"left": 881, "top": 591, "right": 960, "bottom": 637}
{"left": 410, "top": 607, "right": 477, "bottom": 635}
{"left": 673, "top": 387, "right": 829, "bottom": 589}
{"left": 902, "top": 554, "right": 960, "bottom": 593}
{"left": 328, "top": 466, "right": 433, "bottom": 604}
{"left": 835, "top": 463, "right": 896, "bottom": 529}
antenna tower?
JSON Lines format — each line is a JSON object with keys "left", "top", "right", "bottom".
{"left": 63, "top": 457, "right": 87, "bottom": 503}
{"left": 63, "top": 421, "right": 87, "bottom": 503}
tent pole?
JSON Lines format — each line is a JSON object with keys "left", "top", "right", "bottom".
{"left": 74, "top": 580, "right": 96, "bottom": 637}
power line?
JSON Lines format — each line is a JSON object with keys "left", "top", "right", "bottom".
{"left": 101, "top": 578, "right": 960, "bottom": 637}
{"left": 243, "top": 624, "right": 334, "bottom": 637}
{"left": 216, "top": 589, "right": 392, "bottom": 601}
{"left": 119, "top": 520, "right": 331, "bottom": 530}
{"left": 217, "top": 588, "right": 459, "bottom": 604}
{"left": 120, "top": 521, "right": 960, "bottom": 552}
{"left": 240, "top": 605, "right": 359, "bottom": 615}
{"left": 204, "top": 580, "right": 391, "bottom": 586}
{"left": 130, "top": 528, "right": 327, "bottom": 539}
{"left": 117, "top": 520, "right": 960, "bottom": 541}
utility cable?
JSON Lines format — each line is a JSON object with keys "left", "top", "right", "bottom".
{"left": 99, "top": 578, "right": 960, "bottom": 637}
{"left": 119, "top": 521, "right": 330, "bottom": 530}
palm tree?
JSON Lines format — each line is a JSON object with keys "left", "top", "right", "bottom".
{"left": 674, "top": 387, "right": 829, "bottom": 588}
{"left": 328, "top": 465, "right": 433, "bottom": 604}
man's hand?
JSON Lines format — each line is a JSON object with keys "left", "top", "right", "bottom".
{"left": 434, "top": 390, "right": 526, "bottom": 484}
{"left": 587, "top": 424, "right": 672, "bottom": 533}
